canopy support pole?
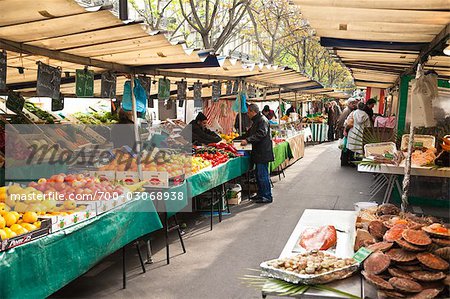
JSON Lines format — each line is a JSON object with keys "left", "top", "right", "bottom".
{"left": 239, "top": 80, "right": 243, "bottom": 135}
{"left": 278, "top": 87, "right": 282, "bottom": 120}
{"left": 130, "top": 74, "right": 142, "bottom": 180}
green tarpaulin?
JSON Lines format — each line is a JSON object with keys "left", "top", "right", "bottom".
{"left": 187, "top": 156, "right": 250, "bottom": 197}
{"left": 0, "top": 199, "right": 162, "bottom": 299}
{"left": 269, "top": 141, "right": 293, "bottom": 173}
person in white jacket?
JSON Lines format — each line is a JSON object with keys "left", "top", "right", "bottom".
{"left": 345, "top": 101, "right": 371, "bottom": 161}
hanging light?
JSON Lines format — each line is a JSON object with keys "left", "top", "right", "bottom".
{"left": 17, "top": 67, "right": 24, "bottom": 74}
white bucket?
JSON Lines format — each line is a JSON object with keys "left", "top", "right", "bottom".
{"left": 354, "top": 201, "right": 378, "bottom": 211}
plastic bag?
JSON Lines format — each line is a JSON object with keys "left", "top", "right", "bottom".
{"left": 339, "top": 137, "right": 348, "bottom": 151}
{"left": 122, "top": 78, "right": 147, "bottom": 113}
{"left": 410, "top": 72, "right": 438, "bottom": 127}
{"left": 232, "top": 92, "right": 248, "bottom": 113}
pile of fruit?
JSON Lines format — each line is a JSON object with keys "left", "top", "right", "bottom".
{"left": 191, "top": 157, "right": 211, "bottom": 174}
{"left": 410, "top": 148, "right": 436, "bottom": 167}
{"left": 273, "top": 137, "right": 285, "bottom": 145}
{"left": 24, "top": 102, "right": 56, "bottom": 124}
{"left": 72, "top": 111, "right": 118, "bottom": 125}
{"left": 356, "top": 204, "right": 450, "bottom": 298}
{"left": 194, "top": 151, "right": 229, "bottom": 167}
{"left": 98, "top": 151, "right": 191, "bottom": 177}
{"left": 441, "top": 137, "right": 450, "bottom": 152}
{"left": 220, "top": 132, "right": 239, "bottom": 143}
{"left": 0, "top": 209, "right": 42, "bottom": 240}
{"left": 206, "top": 143, "right": 240, "bottom": 157}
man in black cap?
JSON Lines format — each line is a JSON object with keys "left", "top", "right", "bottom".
{"left": 181, "top": 112, "right": 221, "bottom": 145}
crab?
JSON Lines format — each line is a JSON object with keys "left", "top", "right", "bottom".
{"left": 402, "top": 229, "right": 432, "bottom": 246}
{"left": 417, "top": 252, "right": 449, "bottom": 271}
{"left": 388, "top": 277, "right": 423, "bottom": 293}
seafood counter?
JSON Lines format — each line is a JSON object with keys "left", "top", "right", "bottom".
{"left": 357, "top": 204, "right": 449, "bottom": 299}
{"left": 256, "top": 207, "right": 449, "bottom": 298}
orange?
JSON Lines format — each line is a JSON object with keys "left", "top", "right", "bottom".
{"left": 0, "top": 215, "right": 5, "bottom": 229}
{"left": 9, "top": 223, "right": 23, "bottom": 233}
{"left": 3, "top": 212, "right": 17, "bottom": 227}
{"left": 33, "top": 221, "right": 41, "bottom": 229}
{"left": 22, "top": 211, "right": 38, "bottom": 223}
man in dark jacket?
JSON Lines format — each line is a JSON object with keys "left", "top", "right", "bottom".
{"left": 181, "top": 112, "right": 221, "bottom": 145}
{"left": 241, "top": 104, "right": 274, "bottom": 203}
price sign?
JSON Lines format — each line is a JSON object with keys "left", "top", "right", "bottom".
{"left": 37, "top": 62, "right": 61, "bottom": 99}
{"left": 76, "top": 69, "right": 94, "bottom": 97}
{"left": 193, "top": 81, "right": 202, "bottom": 101}
{"left": 158, "top": 78, "right": 170, "bottom": 100}
{"left": 51, "top": 93, "right": 64, "bottom": 111}
{"left": 100, "top": 71, "right": 117, "bottom": 99}
{"left": 212, "top": 81, "right": 221, "bottom": 102}
{"left": 6, "top": 91, "right": 25, "bottom": 113}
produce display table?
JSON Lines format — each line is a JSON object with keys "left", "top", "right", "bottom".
{"left": 187, "top": 156, "right": 250, "bottom": 197}
{"left": 358, "top": 164, "right": 450, "bottom": 204}
{"left": 302, "top": 123, "right": 328, "bottom": 143}
{"left": 0, "top": 199, "right": 163, "bottom": 299}
{"left": 269, "top": 141, "right": 294, "bottom": 173}
{"left": 282, "top": 134, "right": 305, "bottom": 168}
{"left": 262, "top": 209, "right": 361, "bottom": 298}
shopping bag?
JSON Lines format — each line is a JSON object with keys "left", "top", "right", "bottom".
{"left": 122, "top": 78, "right": 148, "bottom": 113}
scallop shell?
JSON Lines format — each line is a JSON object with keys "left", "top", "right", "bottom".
{"left": 368, "top": 242, "right": 394, "bottom": 252}
{"left": 369, "top": 220, "right": 387, "bottom": 239}
{"left": 389, "top": 277, "right": 422, "bottom": 293}
{"left": 396, "top": 239, "right": 427, "bottom": 252}
{"left": 388, "top": 267, "right": 413, "bottom": 280}
{"left": 387, "top": 248, "right": 417, "bottom": 263}
{"left": 406, "top": 288, "right": 441, "bottom": 299}
{"left": 364, "top": 251, "right": 391, "bottom": 274}
{"left": 417, "top": 252, "right": 449, "bottom": 271}
{"left": 431, "top": 238, "right": 450, "bottom": 247}
{"left": 402, "top": 229, "right": 432, "bottom": 246}
{"left": 434, "top": 247, "right": 450, "bottom": 262}
{"left": 409, "top": 271, "right": 446, "bottom": 282}
{"left": 362, "top": 271, "right": 394, "bottom": 290}
{"left": 377, "top": 290, "right": 406, "bottom": 298}
{"left": 397, "top": 265, "right": 423, "bottom": 272}
{"left": 385, "top": 224, "right": 407, "bottom": 242}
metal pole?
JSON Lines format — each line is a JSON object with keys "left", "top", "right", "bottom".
{"left": 130, "top": 74, "right": 142, "bottom": 180}
{"left": 278, "top": 87, "right": 282, "bottom": 120}
{"left": 239, "top": 80, "right": 242, "bottom": 135}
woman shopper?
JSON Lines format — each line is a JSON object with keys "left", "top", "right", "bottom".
{"left": 345, "top": 101, "right": 371, "bottom": 164}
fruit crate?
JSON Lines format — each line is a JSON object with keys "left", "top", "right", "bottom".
{"left": 0, "top": 218, "right": 51, "bottom": 252}
{"left": 39, "top": 203, "right": 97, "bottom": 233}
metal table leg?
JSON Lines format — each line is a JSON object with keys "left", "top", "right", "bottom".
{"left": 145, "top": 239, "right": 153, "bottom": 264}
{"left": 383, "top": 175, "right": 395, "bottom": 204}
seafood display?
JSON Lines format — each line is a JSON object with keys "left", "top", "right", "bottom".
{"left": 356, "top": 204, "right": 449, "bottom": 298}
{"left": 261, "top": 251, "right": 358, "bottom": 285}
{"left": 298, "top": 225, "right": 337, "bottom": 251}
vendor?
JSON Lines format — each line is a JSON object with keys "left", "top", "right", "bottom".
{"left": 241, "top": 104, "right": 274, "bottom": 204}
{"left": 262, "top": 105, "right": 277, "bottom": 121}
{"left": 181, "top": 112, "right": 221, "bottom": 145}
{"left": 285, "top": 104, "right": 297, "bottom": 117}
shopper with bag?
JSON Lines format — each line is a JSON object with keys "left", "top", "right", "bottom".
{"left": 345, "top": 101, "right": 371, "bottom": 164}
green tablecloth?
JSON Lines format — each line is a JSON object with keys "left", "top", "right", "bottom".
{"left": 0, "top": 199, "right": 162, "bottom": 299}
{"left": 269, "top": 141, "right": 293, "bottom": 173}
{"left": 187, "top": 156, "right": 250, "bottom": 197}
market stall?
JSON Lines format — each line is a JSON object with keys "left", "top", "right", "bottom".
{"left": 0, "top": 198, "right": 162, "bottom": 299}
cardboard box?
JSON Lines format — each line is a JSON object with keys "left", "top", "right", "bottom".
{"left": 232, "top": 142, "right": 252, "bottom": 151}
{"left": 40, "top": 203, "right": 97, "bottom": 233}
{"left": 0, "top": 218, "right": 51, "bottom": 252}
{"left": 142, "top": 171, "right": 169, "bottom": 188}
{"left": 90, "top": 170, "right": 116, "bottom": 182}
{"left": 95, "top": 194, "right": 132, "bottom": 214}
{"left": 116, "top": 171, "right": 139, "bottom": 184}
